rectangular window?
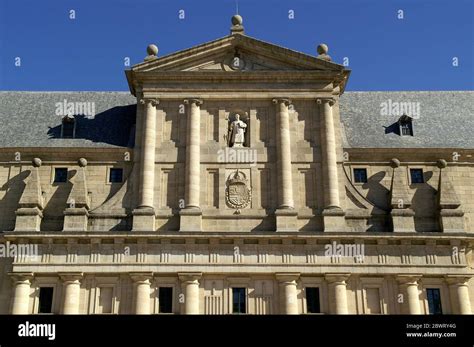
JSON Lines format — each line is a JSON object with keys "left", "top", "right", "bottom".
{"left": 400, "top": 123, "right": 412, "bottom": 136}
{"left": 109, "top": 168, "right": 123, "bottom": 183}
{"left": 426, "top": 288, "right": 443, "bottom": 315}
{"left": 232, "top": 287, "right": 246, "bottom": 314}
{"left": 306, "top": 287, "right": 321, "bottom": 313}
{"left": 54, "top": 168, "right": 68, "bottom": 183}
{"left": 353, "top": 168, "right": 368, "bottom": 183}
{"left": 159, "top": 287, "right": 173, "bottom": 313}
{"left": 62, "top": 121, "right": 75, "bottom": 138}
{"left": 38, "top": 287, "right": 54, "bottom": 314}
{"left": 410, "top": 168, "right": 424, "bottom": 184}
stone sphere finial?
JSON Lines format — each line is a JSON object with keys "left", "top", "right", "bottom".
{"left": 437, "top": 159, "right": 448, "bottom": 169}
{"left": 144, "top": 44, "right": 158, "bottom": 61}
{"left": 32, "top": 158, "right": 42, "bottom": 168}
{"left": 147, "top": 44, "right": 158, "bottom": 56}
{"left": 316, "top": 43, "right": 331, "bottom": 61}
{"left": 390, "top": 158, "right": 401, "bottom": 168}
{"left": 230, "top": 14, "right": 244, "bottom": 35}
{"left": 78, "top": 158, "right": 88, "bottom": 167}
{"left": 232, "top": 14, "right": 243, "bottom": 26}
{"left": 317, "top": 44, "right": 328, "bottom": 55}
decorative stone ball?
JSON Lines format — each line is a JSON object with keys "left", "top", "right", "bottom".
{"left": 78, "top": 158, "right": 88, "bottom": 167}
{"left": 390, "top": 158, "right": 401, "bottom": 168}
{"left": 232, "top": 14, "right": 243, "bottom": 26}
{"left": 146, "top": 44, "right": 158, "bottom": 57}
{"left": 437, "top": 159, "right": 448, "bottom": 169}
{"left": 32, "top": 158, "right": 42, "bottom": 168}
{"left": 317, "top": 44, "right": 329, "bottom": 55}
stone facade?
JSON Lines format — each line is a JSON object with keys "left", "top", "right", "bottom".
{"left": 0, "top": 16, "right": 472, "bottom": 314}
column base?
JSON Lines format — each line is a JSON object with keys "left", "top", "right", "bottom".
{"left": 14, "top": 207, "right": 42, "bottom": 231}
{"left": 179, "top": 208, "right": 202, "bottom": 232}
{"left": 322, "top": 207, "right": 346, "bottom": 232}
{"left": 439, "top": 209, "right": 465, "bottom": 232}
{"left": 391, "top": 208, "right": 415, "bottom": 232}
{"left": 63, "top": 207, "right": 89, "bottom": 231}
{"left": 275, "top": 209, "right": 298, "bottom": 232}
{"left": 132, "top": 207, "right": 156, "bottom": 231}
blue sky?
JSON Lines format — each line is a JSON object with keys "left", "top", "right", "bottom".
{"left": 0, "top": 0, "right": 472, "bottom": 91}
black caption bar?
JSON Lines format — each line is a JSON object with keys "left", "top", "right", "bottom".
{"left": 0, "top": 315, "right": 472, "bottom": 346}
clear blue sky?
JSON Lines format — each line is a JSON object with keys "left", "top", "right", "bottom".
{"left": 0, "top": 0, "right": 472, "bottom": 91}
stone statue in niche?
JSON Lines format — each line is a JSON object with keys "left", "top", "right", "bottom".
{"left": 228, "top": 114, "right": 248, "bottom": 147}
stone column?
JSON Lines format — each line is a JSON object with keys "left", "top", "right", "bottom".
{"left": 326, "top": 274, "right": 350, "bottom": 314}
{"left": 273, "top": 98, "right": 294, "bottom": 208}
{"left": 318, "top": 98, "right": 345, "bottom": 231}
{"left": 60, "top": 273, "right": 83, "bottom": 314}
{"left": 180, "top": 99, "right": 203, "bottom": 232}
{"left": 276, "top": 273, "right": 300, "bottom": 314}
{"left": 446, "top": 276, "right": 472, "bottom": 314}
{"left": 273, "top": 99, "right": 297, "bottom": 231}
{"left": 139, "top": 98, "right": 158, "bottom": 208}
{"left": 179, "top": 272, "right": 202, "bottom": 314}
{"left": 397, "top": 275, "right": 422, "bottom": 314}
{"left": 133, "top": 98, "right": 158, "bottom": 231}
{"left": 9, "top": 272, "right": 33, "bottom": 314}
{"left": 131, "top": 272, "right": 153, "bottom": 314}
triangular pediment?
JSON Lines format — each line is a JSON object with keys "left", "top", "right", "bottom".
{"left": 131, "top": 34, "right": 345, "bottom": 73}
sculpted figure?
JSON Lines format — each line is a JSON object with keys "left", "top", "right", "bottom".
{"left": 228, "top": 114, "right": 247, "bottom": 147}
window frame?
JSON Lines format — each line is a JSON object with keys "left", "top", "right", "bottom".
{"left": 109, "top": 168, "right": 124, "bottom": 184}
{"left": 353, "top": 168, "right": 368, "bottom": 184}
{"left": 61, "top": 115, "right": 76, "bottom": 139}
{"left": 426, "top": 288, "right": 443, "bottom": 315}
{"left": 158, "top": 287, "right": 174, "bottom": 314}
{"left": 398, "top": 115, "right": 413, "bottom": 136}
{"left": 231, "top": 287, "right": 247, "bottom": 314}
{"left": 90, "top": 277, "right": 119, "bottom": 314}
{"left": 53, "top": 167, "right": 68, "bottom": 184}
{"left": 305, "top": 287, "right": 321, "bottom": 314}
{"left": 409, "top": 168, "right": 424, "bottom": 184}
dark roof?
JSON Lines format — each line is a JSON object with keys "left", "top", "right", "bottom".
{"left": 340, "top": 91, "right": 474, "bottom": 149}
{"left": 0, "top": 92, "right": 136, "bottom": 148}
{"left": 0, "top": 91, "right": 472, "bottom": 149}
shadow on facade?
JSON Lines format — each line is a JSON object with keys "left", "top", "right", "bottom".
{"left": 0, "top": 170, "right": 29, "bottom": 231}
{"left": 411, "top": 171, "right": 438, "bottom": 232}
{"left": 47, "top": 105, "right": 137, "bottom": 147}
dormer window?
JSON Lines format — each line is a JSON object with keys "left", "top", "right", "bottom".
{"left": 61, "top": 115, "right": 75, "bottom": 138}
{"left": 398, "top": 115, "right": 413, "bottom": 136}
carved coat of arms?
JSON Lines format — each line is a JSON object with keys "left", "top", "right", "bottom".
{"left": 225, "top": 170, "right": 251, "bottom": 211}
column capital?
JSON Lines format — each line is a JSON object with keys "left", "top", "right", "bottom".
{"left": 178, "top": 272, "right": 202, "bottom": 283}
{"left": 325, "top": 273, "right": 350, "bottom": 284}
{"left": 130, "top": 272, "right": 154, "bottom": 284}
{"left": 316, "top": 97, "right": 336, "bottom": 106}
{"left": 139, "top": 98, "right": 159, "bottom": 107}
{"left": 59, "top": 272, "right": 83, "bottom": 283}
{"left": 272, "top": 98, "right": 292, "bottom": 106}
{"left": 445, "top": 275, "right": 472, "bottom": 286}
{"left": 184, "top": 99, "right": 203, "bottom": 106}
{"left": 9, "top": 272, "right": 34, "bottom": 284}
{"left": 275, "top": 273, "right": 300, "bottom": 283}
{"left": 396, "top": 274, "right": 422, "bottom": 285}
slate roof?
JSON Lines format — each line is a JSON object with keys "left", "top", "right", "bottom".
{"left": 339, "top": 91, "right": 474, "bottom": 149}
{"left": 0, "top": 92, "right": 136, "bottom": 148}
{"left": 0, "top": 91, "right": 472, "bottom": 149}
